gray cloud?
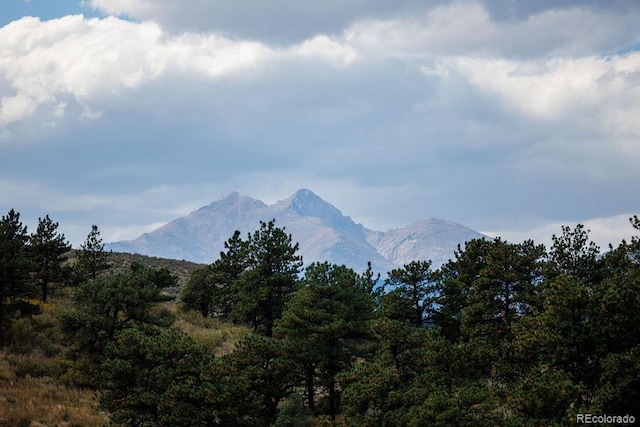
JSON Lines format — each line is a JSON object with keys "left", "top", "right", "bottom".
{"left": 88, "top": 0, "right": 640, "bottom": 53}
{"left": 1, "top": 2, "right": 640, "bottom": 249}
{"left": 89, "top": 0, "right": 430, "bottom": 44}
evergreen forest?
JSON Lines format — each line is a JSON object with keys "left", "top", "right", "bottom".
{"left": 1, "top": 210, "right": 639, "bottom": 426}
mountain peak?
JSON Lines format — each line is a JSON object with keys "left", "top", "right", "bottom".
{"left": 276, "top": 188, "right": 341, "bottom": 220}
{"left": 292, "top": 188, "right": 320, "bottom": 200}
{"left": 286, "top": 189, "right": 326, "bottom": 215}
{"left": 199, "top": 191, "right": 265, "bottom": 212}
{"left": 105, "top": 188, "right": 487, "bottom": 271}
{"left": 217, "top": 191, "right": 241, "bottom": 201}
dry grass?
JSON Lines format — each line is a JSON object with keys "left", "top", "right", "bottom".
{"left": 0, "top": 353, "right": 111, "bottom": 427}
{"left": 173, "top": 308, "right": 252, "bottom": 356}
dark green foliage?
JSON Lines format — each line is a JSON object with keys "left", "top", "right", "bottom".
{"left": 74, "top": 224, "right": 111, "bottom": 282}
{"left": 595, "top": 345, "right": 640, "bottom": 414}
{"left": 341, "top": 327, "right": 500, "bottom": 427}
{"left": 340, "top": 318, "right": 427, "bottom": 426}
{"left": 0, "top": 209, "right": 38, "bottom": 347}
{"left": 383, "top": 260, "right": 436, "bottom": 327}
{"left": 275, "top": 392, "right": 314, "bottom": 427}
{"left": 586, "top": 217, "right": 640, "bottom": 416}
{"left": 507, "top": 367, "right": 583, "bottom": 425}
{"left": 458, "top": 238, "right": 546, "bottom": 381}
{"left": 181, "top": 265, "right": 217, "bottom": 317}
{"left": 152, "top": 335, "right": 298, "bottom": 426}
{"left": 212, "top": 230, "right": 248, "bottom": 317}
{"left": 4, "top": 212, "right": 640, "bottom": 425}
{"left": 60, "top": 262, "right": 176, "bottom": 383}
{"left": 155, "top": 356, "right": 248, "bottom": 426}
{"left": 181, "top": 230, "right": 247, "bottom": 317}
{"left": 515, "top": 274, "right": 593, "bottom": 377}
{"left": 433, "top": 240, "right": 488, "bottom": 343}
{"left": 100, "top": 327, "right": 212, "bottom": 426}
{"left": 275, "top": 262, "right": 375, "bottom": 419}
{"left": 220, "top": 335, "right": 298, "bottom": 425}
{"left": 232, "top": 220, "right": 303, "bottom": 336}
{"left": 29, "top": 215, "right": 71, "bottom": 302}
{"left": 182, "top": 220, "right": 302, "bottom": 337}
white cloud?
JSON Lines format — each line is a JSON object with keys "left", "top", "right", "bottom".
{"left": 2, "top": 1, "right": 640, "bottom": 249}
{"left": 486, "top": 213, "right": 638, "bottom": 253}
{"left": 0, "top": 14, "right": 371, "bottom": 128}
{"left": 3, "top": 2, "right": 639, "bottom": 129}
{"left": 0, "top": 15, "right": 274, "bottom": 127}
{"left": 0, "top": 15, "right": 167, "bottom": 125}
{"left": 343, "top": 2, "right": 640, "bottom": 59}
{"left": 444, "top": 55, "right": 640, "bottom": 128}
{"left": 0, "top": 93, "right": 37, "bottom": 125}
{"left": 162, "top": 33, "right": 273, "bottom": 77}
{"left": 345, "top": 2, "right": 496, "bottom": 58}
{"left": 289, "top": 35, "right": 358, "bottom": 66}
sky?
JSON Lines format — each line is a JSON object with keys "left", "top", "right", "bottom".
{"left": 1, "top": 0, "right": 640, "bottom": 252}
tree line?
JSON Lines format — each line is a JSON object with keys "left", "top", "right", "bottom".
{"left": 1, "top": 210, "right": 639, "bottom": 425}
{"left": 0, "top": 210, "right": 75, "bottom": 346}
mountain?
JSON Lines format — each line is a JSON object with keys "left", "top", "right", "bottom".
{"left": 367, "top": 218, "right": 485, "bottom": 268}
{"left": 106, "top": 189, "right": 486, "bottom": 273}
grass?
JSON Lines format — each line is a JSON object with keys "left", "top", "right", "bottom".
{"left": 0, "top": 352, "right": 111, "bottom": 427}
{"left": 172, "top": 308, "right": 252, "bottom": 356}
{"left": 0, "top": 260, "right": 257, "bottom": 426}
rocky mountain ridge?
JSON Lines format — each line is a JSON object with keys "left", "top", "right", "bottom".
{"left": 106, "top": 189, "right": 486, "bottom": 273}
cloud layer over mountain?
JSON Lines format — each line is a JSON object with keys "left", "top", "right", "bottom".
{"left": 1, "top": 1, "right": 639, "bottom": 252}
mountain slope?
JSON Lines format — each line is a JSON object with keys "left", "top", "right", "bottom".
{"left": 367, "top": 218, "right": 486, "bottom": 268}
{"left": 106, "top": 189, "right": 486, "bottom": 273}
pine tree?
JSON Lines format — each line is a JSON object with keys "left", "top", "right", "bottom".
{"left": 75, "top": 224, "right": 111, "bottom": 282}
{"left": 383, "top": 260, "right": 436, "bottom": 327}
{"left": 458, "top": 238, "right": 546, "bottom": 381}
{"left": 100, "top": 327, "right": 212, "bottom": 426}
{"left": 180, "top": 265, "right": 216, "bottom": 317}
{"left": 275, "top": 262, "right": 375, "bottom": 419}
{"left": 29, "top": 214, "right": 71, "bottom": 301}
{"left": 60, "top": 262, "right": 176, "bottom": 383}
{"left": 0, "top": 209, "right": 36, "bottom": 346}
{"left": 221, "top": 335, "right": 298, "bottom": 424}
{"left": 232, "top": 220, "right": 302, "bottom": 336}
{"left": 181, "top": 230, "right": 249, "bottom": 318}
{"left": 549, "top": 224, "right": 601, "bottom": 285}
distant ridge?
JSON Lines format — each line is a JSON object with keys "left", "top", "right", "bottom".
{"left": 106, "top": 189, "right": 486, "bottom": 273}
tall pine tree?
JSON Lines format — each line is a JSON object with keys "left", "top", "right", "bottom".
{"left": 29, "top": 215, "right": 71, "bottom": 301}
{"left": 0, "top": 209, "right": 36, "bottom": 346}
{"left": 75, "top": 224, "right": 111, "bottom": 282}
{"left": 275, "top": 262, "right": 375, "bottom": 419}
{"left": 232, "top": 220, "right": 302, "bottom": 336}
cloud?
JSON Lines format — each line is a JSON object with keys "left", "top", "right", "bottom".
{"left": 0, "top": 15, "right": 367, "bottom": 129}
{"left": 3, "top": 3, "right": 639, "bottom": 129}
{"left": 88, "top": 0, "right": 640, "bottom": 56}
{"left": 343, "top": 2, "right": 640, "bottom": 59}
{"left": 0, "top": 15, "right": 165, "bottom": 126}
{"left": 2, "top": 1, "right": 640, "bottom": 252}
{"left": 485, "top": 213, "right": 638, "bottom": 252}
{"left": 88, "top": 0, "right": 429, "bottom": 44}
{"left": 0, "top": 176, "right": 224, "bottom": 245}
{"left": 443, "top": 55, "right": 640, "bottom": 128}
